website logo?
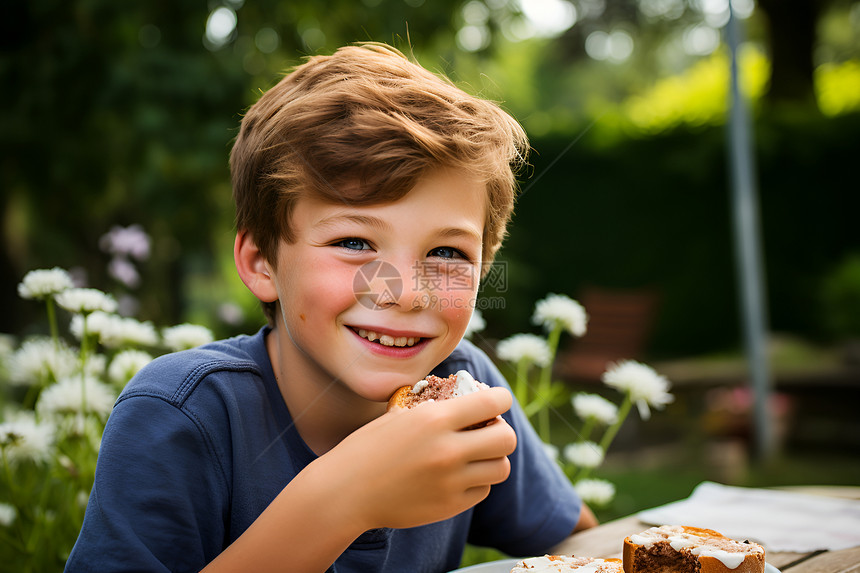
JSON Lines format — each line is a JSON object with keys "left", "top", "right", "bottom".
{"left": 352, "top": 260, "right": 403, "bottom": 309}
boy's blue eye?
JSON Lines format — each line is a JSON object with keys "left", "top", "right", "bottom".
{"left": 336, "top": 238, "right": 371, "bottom": 251}
{"left": 429, "top": 246, "right": 465, "bottom": 260}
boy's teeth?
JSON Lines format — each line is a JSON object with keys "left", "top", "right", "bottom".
{"left": 358, "top": 329, "right": 378, "bottom": 342}
{"left": 356, "top": 329, "right": 418, "bottom": 347}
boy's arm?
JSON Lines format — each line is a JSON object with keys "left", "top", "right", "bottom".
{"left": 545, "top": 503, "right": 599, "bottom": 552}
{"left": 203, "top": 387, "right": 516, "bottom": 573}
{"left": 574, "top": 503, "right": 599, "bottom": 532}
{"left": 65, "top": 396, "right": 232, "bottom": 572}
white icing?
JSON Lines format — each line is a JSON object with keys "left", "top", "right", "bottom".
{"left": 510, "top": 556, "right": 619, "bottom": 573}
{"left": 513, "top": 555, "right": 554, "bottom": 570}
{"left": 695, "top": 549, "right": 745, "bottom": 569}
{"left": 629, "top": 534, "right": 654, "bottom": 547}
{"left": 669, "top": 535, "right": 697, "bottom": 551}
{"left": 452, "top": 370, "right": 478, "bottom": 397}
{"left": 412, "top": 370, "right": 482, "bottom": 397}
{"left": 410, "top": 379, "right": 429, "bottom": 394}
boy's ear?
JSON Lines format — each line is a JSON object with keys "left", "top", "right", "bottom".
{"left": 234, "top": 231, "right": 279, "bottom": 303}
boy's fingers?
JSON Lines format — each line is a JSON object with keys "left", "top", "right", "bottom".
{"left": 462, "top": 484, "right": 493, "bottom": 508}
{"left": 462, "top": 456, "right": 512, "bottom": 487}
{"left": 457, "top": 415, "right": 517, "bottom": 459}
{"left": 421, "top": 386, "right": 512, "bottom": 430}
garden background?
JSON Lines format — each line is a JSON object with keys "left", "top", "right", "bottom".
{"left": 2, "top": 0, "right": 859, "bottom": 566}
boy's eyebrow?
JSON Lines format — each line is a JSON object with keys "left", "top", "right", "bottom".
{"left": 313, "top": 214, "right": 391, "bottom": 231}
{"left": 313, "top": 214, "right": 482, "bottom": 242}
{"left": 437, "top": 226, "right": 482, "bottom": 243}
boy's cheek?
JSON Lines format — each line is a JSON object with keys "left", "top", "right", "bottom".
{"left": 433, "top": 289, "right": 477, "bottom": 325}
{"left": 292, "top": 256, "right": 357, "bottom": 299}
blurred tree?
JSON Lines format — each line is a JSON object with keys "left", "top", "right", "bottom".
{"left": 463, "top": 0, "right": 851, "bottom": 107}
{"left": 1, "top": 0, "right": 246, "bottom": 331}
{"left": 756, "top": 0, "right": 821, "bottom": 104}
{"left": 2, "top": 0, "right": 857, "bottom": 350}
{"left": 0, "top": 0, "right": 465, "bottom": 334}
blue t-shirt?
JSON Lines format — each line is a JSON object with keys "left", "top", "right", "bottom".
{"left": 66, "top": 328, "right": 582, "bottom": 572}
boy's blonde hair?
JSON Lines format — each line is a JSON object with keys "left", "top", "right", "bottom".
{"left": 230, "top": 42, "right": 528, "bottom": 323}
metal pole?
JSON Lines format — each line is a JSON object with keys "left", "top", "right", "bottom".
{"left": 726, "top": 5, "right": 774, "bottom": 461}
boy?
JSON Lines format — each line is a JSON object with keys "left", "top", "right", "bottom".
{"left": 66, "top": 43, "right": 596, "bottom": 572}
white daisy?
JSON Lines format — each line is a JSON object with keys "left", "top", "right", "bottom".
{"left": 463, "top": 309, "right": 486, "bottom": 339}
{"left": 56, "top": 288, "right": 117, "bottom": 315}
{"left": 108, "top": 315, "right": 157, "bottom": 347}
{"left": 601, "top": 360, "right": 673, "bottom": 420}
{"left": 496, "top": 333, "right": 552, "bottom": 367}
{"left": 532, "top": 293, "right": 588, "bottom": 337}
{"left": 563, "top": 441, "right": 604, "bottom": 468}
{"left": 7, "top": 337, "right": 79, "bottom": 387}
{"left": 0, "top": 413, "right": 54, "bottom": 464}
{"left": 574, "top": 478, "right": 616, "bottom": 506}
{"left": 36, "top": 375, "right": 117, "bottom": 419}
{"left": 0, "top": 502, "right": 16, "bottom": 527}
{"left": 71, "top": 312, "right": 159, "bottom": 348}
{"left": 108, "top": 350, "right": 153, "bottom": 385}
{"left": 162, "top": 323, "right": 214, "bottom": 352}
{"left": 85, "top": 353, "right": 107, "bottom": 378}
{"left": 572, "top": 393, "right": 619, "bottom": 425}
{"left": 70, "top": 310, "right": 110, "bottom": 340}
{"left": 17, "top": 267, "right": 74, "bottom": 300}
{"left": 0, "top": 333, "right": 16, "bottom": 358}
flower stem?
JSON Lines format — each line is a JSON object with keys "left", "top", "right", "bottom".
{"left": 22, "top": 385, "right": 40, "bottom": 410}
{"left": 46, "top": 298, "right": 59, "bottom": 349}
{"left": 1, "top": 448, "right": 18, "bottom": 499}
{"left": 575, "top": 402, "right": 628, "bottom": 484}
{"left": 599, "top": 393, "right": 633, "bottom": 453}
{"left": 78, "top": 314, "right": 89, "bottom": 429}
{"left": 536, "top": 324, "right": 562, "bottom": 442}
{"left": 514, "top": 359, "right": 529, "bottom": 407}
{"left": 79, "top": 314, "right": 89, "bottom": 374}
{"left": 578, "top": 417, "right": 596, "bottom": 443}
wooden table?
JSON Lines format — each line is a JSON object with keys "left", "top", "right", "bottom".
{"left": 552, "top": 486, "right": 860, "bottom": 573}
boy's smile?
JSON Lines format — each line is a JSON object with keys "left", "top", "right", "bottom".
{"left": 350, "top": 325, "right": 428, "bottom": 351}
{"left": 258, "top": 166, "right": 488, "bottom": 440}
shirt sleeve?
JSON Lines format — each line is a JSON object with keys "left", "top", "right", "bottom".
{"left": 65, "top": 395, "right": 230, "bottom": 573}
{"left": 444, "top": 340, "right": 583, "bottom": 556}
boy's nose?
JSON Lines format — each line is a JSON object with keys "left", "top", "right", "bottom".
{"left": 402, "top": 260, "right": 473, "bottom": 312}
{"left": 372, "top": 257, "right": 434, "bottom": 311}
{"left": 390, "top": 258, "right": 432, "bottom": 311}
{"left": 352, "top": 260, "right": 403, "bottom": 310}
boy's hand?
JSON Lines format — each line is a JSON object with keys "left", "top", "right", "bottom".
{"left": 318, "top": 386, "right": 517, "bottom": 531}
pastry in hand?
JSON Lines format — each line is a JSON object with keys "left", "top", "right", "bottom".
{"left": 387, "top": 370, "right": 493, "bottom": 428}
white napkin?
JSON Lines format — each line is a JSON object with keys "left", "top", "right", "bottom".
{"left": 636, "top": 481, "right": 860, "bottom": 552}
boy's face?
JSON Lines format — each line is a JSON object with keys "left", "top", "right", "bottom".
{"left": 267, "top": 167, "right": 487, "bottom": 403}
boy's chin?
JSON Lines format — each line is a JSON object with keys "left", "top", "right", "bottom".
{"left": 347, "top": 374, "right": 425, "bottom": 404}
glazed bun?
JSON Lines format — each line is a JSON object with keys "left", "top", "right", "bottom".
{"left": 623, "top": 525, "right": 765, "bottom": 573}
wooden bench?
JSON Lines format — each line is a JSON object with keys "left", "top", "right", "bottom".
{"left": 555, "top": 286, "right": 659, "bottom": 383}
